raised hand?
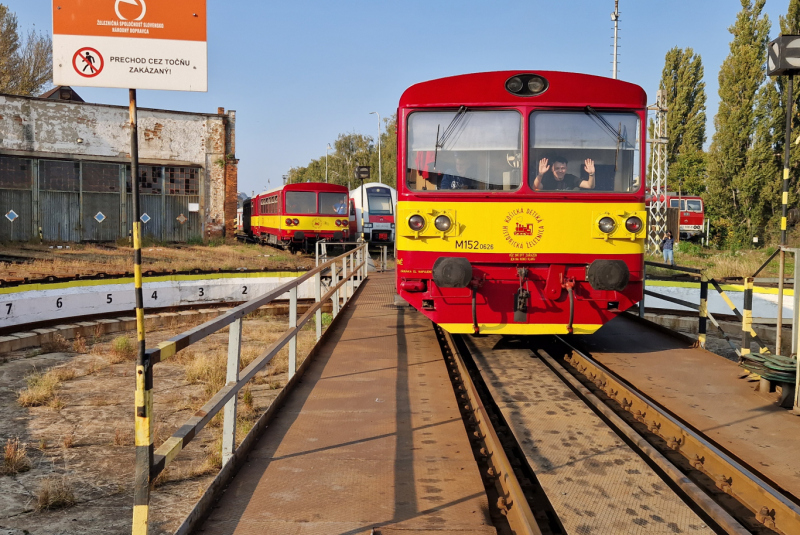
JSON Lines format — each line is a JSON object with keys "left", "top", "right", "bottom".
{"left": 538, "top": 158, "right": 550, "bottom": 177}
{"left": 583, "top": 158, "right": 595, "bottom": 175}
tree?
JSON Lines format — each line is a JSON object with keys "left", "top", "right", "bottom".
{"left": 657, "top": 47, "right": 707, "bottom": 194}
{"left": 285, "top": 113, "right": 398, "bottom": 190}
{"left": 705, "top": 0, "right": 770, "bottom": 245}
{"left": 0, "top": 4, "right": 52, "bottom": 96}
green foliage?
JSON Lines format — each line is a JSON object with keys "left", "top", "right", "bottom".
{"left": 676, "top": 240, "right": 702, "bottom": 256}
{"left": 657, "top": 47, "right": 707, "bottom": 193}
{"left": 0, "top": 4, "right": 52, "bottom": 96}
{"left": 321, "top": 312, "right": 333, "bottom": 327}
{"left": 285, "top": 114, "right": 397, "bottom": 190}
{"left": 705, "top": 0, "right": 771, "bottom": 247}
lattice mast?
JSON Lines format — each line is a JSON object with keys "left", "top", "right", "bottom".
{"left": 647, "top": 89, "right": 668, "bottom": 253}
{"left": 612, "top": 1, "right": 620, "bottom": 79}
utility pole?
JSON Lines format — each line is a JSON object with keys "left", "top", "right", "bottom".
{"left": 370, "top": 112, "right": 382, "bottom": 184}
{"left": 611, "top": 0, "right": 620, "bottom": 79}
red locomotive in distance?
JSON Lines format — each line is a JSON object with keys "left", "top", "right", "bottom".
{"left": 646, "top": 193, "right": 705, "bottom": 240}
{"left": 395, "top": 70, "right": 647, "bottom": 336}
{"left": 242, "top": 182, "right": 350, "bottom": 251}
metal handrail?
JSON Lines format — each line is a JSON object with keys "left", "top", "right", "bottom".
{"left": 132, "top": 243, "right": 369, "bottom": 534}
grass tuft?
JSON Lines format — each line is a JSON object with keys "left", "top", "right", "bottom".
{"left": 42, "top": 334, "right": 71, "bottom": 353}
{"left": 36, "top": 477, "right": 77, "bottom": 511}
{"left": 17, "top": 367, "right": 74, "bottom": 408}
{"left": 1, "top": 437, "right": 31, "bottom": 475}
{"left": 108, "top": 336, "right": 136, "bottom": 363}
{"left": 72, "top": 334, "right": 88, "bottom": 354}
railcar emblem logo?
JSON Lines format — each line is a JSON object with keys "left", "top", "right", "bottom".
{"left": 115, "top": 0, "right": 147, "bottom": 21}
{"left": 312, "top": 218, "right": 322, "bottom": 228}
{"left": 502, "top": 208, "right": 544, "bottom": 249}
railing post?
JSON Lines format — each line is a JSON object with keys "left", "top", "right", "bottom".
{"left": 314, "top": 271, "right": 322, "bottom": 341}
{"left": 332, "top": 260, "right": 340, "bottom": 318}
{"left": 742, "top": 277, "right": 753, "bottom": 359}
{"left": 698, "top": 275, "right": 708, "bottom": 349}
{"left": 639, "top": 262, "right": 646, "bottom": 318}
{"left": 792, "top": 250, "right": 800, "bottom": 355}
{"left": 222, "top": 317, "right": 242, "bottom": 466}
{"left": 288, "top": 285, "right": 297, "bottom": 380}
{"left": 342, "top": 256, "right": 349, "bottom": 303}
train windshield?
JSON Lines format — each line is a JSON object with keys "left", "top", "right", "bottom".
{"left": 368, "top": 194, "right": 393, "bottom": 215}
{"left": 285, "top": 191, "right": 316, "bottom": 214}
{"left": 320, "top": 192, "right": 348, "bottom": 215}
{"left": 406, "top": 110, "right": 522, "bottom": 192}
{"left": 530, "top": 111, "right": 640, "bottom": 193}
{"left": 686, "top": 199, "right": 702, "bottom": 211}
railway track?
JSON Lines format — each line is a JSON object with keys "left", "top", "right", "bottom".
{"left": 439, "top": 328, "right": 800, "bottom": 534}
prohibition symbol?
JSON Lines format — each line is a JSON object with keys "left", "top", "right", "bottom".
{"left": 72, "top": 47, "right": 104, "bottom": 78}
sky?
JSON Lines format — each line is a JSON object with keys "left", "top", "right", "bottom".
{"left": 7, "top": 0, "right": 797, "bottom": 195}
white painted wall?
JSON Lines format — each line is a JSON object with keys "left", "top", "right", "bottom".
{"left": 0, "top": 275, "right": 318, "bottom": 329}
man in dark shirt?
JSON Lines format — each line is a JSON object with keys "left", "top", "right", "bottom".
{"left": 439, "top": 152, "right": 475, "bottom": 190}
{"left": 532, "top": 156, "right": 596, "bottom": 191}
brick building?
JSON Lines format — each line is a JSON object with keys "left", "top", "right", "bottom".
{"left": 0, "top": 87, "right": 237, "bottom": 242}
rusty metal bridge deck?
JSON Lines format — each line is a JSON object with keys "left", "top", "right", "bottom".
{"left": 197, "top": 272, "right": 495, "bottom": 534}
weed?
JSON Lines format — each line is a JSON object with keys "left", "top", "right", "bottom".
{"left": 62, "top": 432, "right": 75, "bottom": 449}
{"left": 18, "top": 368, "right": 71, "bottom": 408}
{"left": 36, "top": 477, "right": 77, "bottom": 511}
{"left": 25, "top": 348, "right": 43, "bottom": 358}
{"left": 113, "top": 428, "right": 131, "bottom": 446}
{"left": 241, "top": 386, "right": 254, "bottom": 409}
{"left": 321, "top": 312, "right": 333, "bottom": 327}
{"left": 38, "top": 438, "right": 48, "bottom": 451}
{"left": 72, "top": 334, "right": 88, "bottom": 354}
{"left": 108, "top": 336, "right": 136, "bottom": 363}
{"left": 1, "top": 437, "right": 31, "bottom": 475}
{"left": 42, "top": 335, "right": 71, "bottom": 353}
{"left": 184, "top": 352, "right": 226, "bottom": 397}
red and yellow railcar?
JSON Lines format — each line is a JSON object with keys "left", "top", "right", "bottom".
{"left": 396, "top": 71, "right": 646, "bottom": 335}
{"left": 249, "top": 183, "right": 350, "bottom": 249}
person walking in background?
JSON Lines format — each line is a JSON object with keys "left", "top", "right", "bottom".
{"left": 660, "top": 231, "right": 675, "bottom": 265}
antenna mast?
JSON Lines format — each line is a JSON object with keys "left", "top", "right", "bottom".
{"left": 611, "top": 1, "right": 620, "bottom": 79}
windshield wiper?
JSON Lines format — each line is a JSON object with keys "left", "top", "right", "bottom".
{"left": 434, "top": 105, "right": 468, "bottom": 169}
{"left": 585, "top": 105, "right": 625, "bottom": 171}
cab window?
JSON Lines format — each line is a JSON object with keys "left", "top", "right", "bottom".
{"left": 686, "top": 199, "right": 702, "bottom": 212}
{"left": 320, "top": 192, "right": 348, "bottom": 215}
{"left": 285, "top": 191, "right": 316, "bottom": 214}
{"left": 529, "top": 111, "right": 640, "bottom": 192}
{"left": 406, "top": 110, "right": 522, "bottom": 192}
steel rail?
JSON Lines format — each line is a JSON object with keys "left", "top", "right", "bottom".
{"left": 555, "top": 336, "right": 800, "bottom": 534}
{"left": 439, "top": 329, "right": 541, "bottom": 535}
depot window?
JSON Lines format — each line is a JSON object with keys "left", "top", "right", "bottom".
{"left": 406, "top": 110, "right": 522, "bottom": 192}
{"left": 529, "top": 111, "right": 640, "bottom": 193}
{"left": 285, "top": 191, "right": 316, "bottom": 214}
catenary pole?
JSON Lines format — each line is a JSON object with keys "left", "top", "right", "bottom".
{"left": 130, "top": 88, "right": 152, "bottom": 535}
{"left": 612, "top": 1, "right": 619, "bottom": 79}
{"left": 370, "top": 112, "right": 382, "bottom": 184}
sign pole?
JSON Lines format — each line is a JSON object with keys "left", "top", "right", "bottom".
{"left": 130, "top": 88, "right": 152, "bottom": 535}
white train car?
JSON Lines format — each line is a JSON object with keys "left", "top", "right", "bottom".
{"left": 349, "top": 183, "right": 397, "bottom": 243}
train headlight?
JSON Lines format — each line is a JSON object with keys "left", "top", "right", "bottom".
{"left": 625, "top": 216, "right": 643, "bottom": 233}
{"left": 506, "top": 76, "right": 523, "bottom": 93}
{"left": 335, "top": 219, "right": 342, "bottom": 227}
{"left": 598, "top": 216, "right": 616, "bottom": 234}
{"left": 434, "top": 215, "right": 452, "bottom": 232}
{"left": 528, "top": 76, "right": 547, "bottom": 93}
{"left": 285, "top": 218, "right": 293, "bottom": 225}
{"left": 292, "top": 218, "right": 300, "bottom": 225}
{"left": 408, "top": 214, "right": 425, "bottom": 231}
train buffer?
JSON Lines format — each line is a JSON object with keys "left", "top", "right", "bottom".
{"left": 196, "top": 270, "right": 496, "bottom": 534}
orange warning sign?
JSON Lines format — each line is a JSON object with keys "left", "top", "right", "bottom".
{"left": 53, "top": 0, "right": 206, "bottom": 42}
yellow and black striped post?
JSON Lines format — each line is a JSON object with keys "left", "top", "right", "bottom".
{"left": 777, "top": 74, "right": 794, "bottom": 356}
{"left": 741, "top": 277, "right": 754, "bottom": 358}
{"left": 698, "top": 275, "right": 708, "bottom": 349}
{"left": 129, "top": 89, "right": 153, "bottom": 535}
